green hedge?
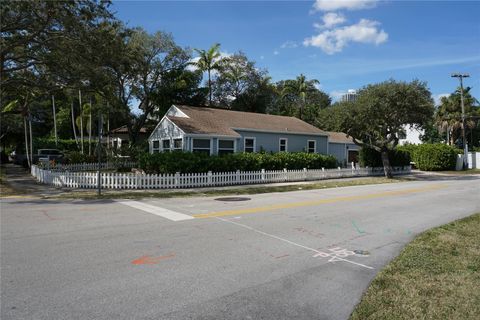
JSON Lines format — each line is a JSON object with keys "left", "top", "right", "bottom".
{"left": 412, "top": 144, "right": 457, "bottom": 171}
{"left": 138, "top": 152, "right": 337, "bottom": 174}
{"left": 359, "top": 147, "right": 411, "bottom": 167}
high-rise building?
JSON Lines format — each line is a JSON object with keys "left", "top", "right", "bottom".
{"left": 341, "top": 89, "right": 357, "bottom": 102}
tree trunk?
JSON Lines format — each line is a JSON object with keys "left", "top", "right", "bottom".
{"left": 380, "top": 148, "right": 393, "bottom": 178}
{"left": 23, "top": 116, "right": 31, "bottom": 168}
{"left": 208, "top": 69, "right": 212, "bottom": 106}
{"left": 79, "top": 90, "right": 84, "bottom": 154}
{"left": 71, "top": 101, "right": 79, "bottom": 148}
{"left": 29, "top": 118, "right": 33, "bottom": 167}
{"left": 88, "top": 99, "right": 92, "bottom": 156}
{"left": 52, "top": 95, "right": 57, "bottom": 147}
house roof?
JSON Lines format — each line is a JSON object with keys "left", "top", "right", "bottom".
{"left": 166, "top": 105, "right": 327, "bottom": 137}
{"left": 326, "top": 131, "right": 355, "bottom": 144}
{"left": 110, "top": 125, "right": 148, "bottom": 134}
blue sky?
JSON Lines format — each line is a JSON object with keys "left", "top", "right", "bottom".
{"left": 112, "top": 0, "right": 480, "bottom": 103}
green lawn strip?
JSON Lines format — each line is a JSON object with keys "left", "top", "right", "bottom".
{"left": 350, "top": 213, "right": 480, "bottom": 320}
{"left": 0, "top": 166, "right": 22, "bottom": 196}
{"left": 51, "top": 177, "right": 399, "bottom": 200}
{"left": 440, "top": 169, "right": 480, "bottom": 175}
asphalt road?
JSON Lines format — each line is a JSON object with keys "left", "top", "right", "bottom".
{"left": 1, "top": 176, "right": 479, "bottom": 320}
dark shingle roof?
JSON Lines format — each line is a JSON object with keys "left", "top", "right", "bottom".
{"left": 167, "top": 105, "right": 327, "bottom": 137}
{"left": 326, "top": 131, "right": 355, "bottom": 144}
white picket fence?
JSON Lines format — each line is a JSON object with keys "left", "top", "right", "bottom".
{"left": 37, "top": 161, "right": 137, "bottom": 172}
{"left": 31, "top": 164, "right": 411, "bottom": 190}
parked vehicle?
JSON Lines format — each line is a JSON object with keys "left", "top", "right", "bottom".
{"left": 11, "top": 149, "right": 65, "bottom": 167}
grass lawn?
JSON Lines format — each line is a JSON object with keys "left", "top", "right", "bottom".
{"left": 0, "top": 166, "right": 19, "bottom": 196}
{"left": 350, "top": 213, "right": 480, "bottom": 320}
{"left": 441, "top": 169, "right": 480, "bottom": 175}
{"left": 54, "top": 177, "right": 400, "bottom": 200}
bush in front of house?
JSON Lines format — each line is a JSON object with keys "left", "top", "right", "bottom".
{"left": 412, "top": 144, "right": 458, "bottom": 171}
{"left": 359, "top": 147, "right": 411, "bottom": 168}
{"left": 138, "top": 151, "right": 337, "bottom": 174}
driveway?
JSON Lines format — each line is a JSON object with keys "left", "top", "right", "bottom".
{"left": 1, "top": 176, "right": 479, "bottom": 319}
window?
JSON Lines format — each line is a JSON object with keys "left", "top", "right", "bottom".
{"left": 244, "top": 138, "right": 255, "bottom": 153}
{"left": 279, "top": 138, "right": 288, "bottom": 152}
{"left": 192, "top": 139, "right": 211, "bottom": 154}
{"left": 162, "top": 139, "right": 171, "bottom": 152}
{"left": 173, "top": 138, "right": 183, "bottom": 151}
{"left": 307, "top": 140, "right": 316, "bottom": 153}
{"left": 218, "top": 140, "right": 235, "bottom": 155}
{"left": 152, "top": 140, "right": 160, "bottom": 153}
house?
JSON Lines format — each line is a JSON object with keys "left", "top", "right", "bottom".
{"left": 399, "top": 124, "right": 423, "bottom": 145}
{"left": 148, "top": 105, "right": 330, "bottom": 155}
{"left": 326, "top": 131, "right": 360, "bottom": 166}
{"left": 109, "top": 125, "right": 149, "bottom": 149}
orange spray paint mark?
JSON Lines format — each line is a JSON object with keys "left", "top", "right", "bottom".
{"left": 131, "top": 253, "right": 175, "bottom": 265}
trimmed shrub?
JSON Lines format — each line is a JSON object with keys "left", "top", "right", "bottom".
{"left": 138, "top": 151, "right": 337, "bottom": 174}
{"left": 412, "top": 144, "right": 457, "bottom": 171}
{"left": 359, "top": 147, "right": 411, "bottom": 168}
{"left": 33, "top": 137, "right": 96, "bottom": 153}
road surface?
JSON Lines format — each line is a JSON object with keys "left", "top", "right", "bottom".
{"left": 1, "top": 176, "right": 479, "bottom": 319}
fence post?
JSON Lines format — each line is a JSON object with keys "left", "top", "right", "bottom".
{"left": 236, "top": 170, "right": 240, "bottom": 183}
{"left": 261, "top": 169, "right": 265, "bottom": 181}
{"left": 175, "top": 172, "right": 180, "bottom": 188}
{"left": 283, "top": 168, "right": 287, "bottom": 182}
{"left": 303, "top": 168, "right": 307, "bottom": 181}
{"left": 207, "top": 171, "right": 212, "bottom": 185}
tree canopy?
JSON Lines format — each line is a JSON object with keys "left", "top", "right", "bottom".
{"left": 319, "top": 79, "right": 434, "bottom": 177}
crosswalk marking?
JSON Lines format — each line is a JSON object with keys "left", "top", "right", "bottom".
{"left": 119, "top": 201, "right": 194, "bottom": 221}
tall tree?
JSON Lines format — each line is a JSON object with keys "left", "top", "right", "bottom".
{"left": 281, "top": 74, "right": 320, "bottom": 120}
{"left": 434, "top": 87, "right": 479, "bottom": 147}
{"left": 192, "top": 43, "right": 223, "bottom": 105}
{"left": 321, "top": 80, "right": 434, "bottom": 178}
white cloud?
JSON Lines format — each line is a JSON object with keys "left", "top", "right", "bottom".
{"left": 433, "top": 93, "right": 450, "bottom": 106}
{"left": 312, "top": 0, "right": 378, "bottom": 12}
{"left": 280, "top": 41, "right": 298, "bottom": 49}
{"left": 260, "top": 55, "right": 265, "bottom": 60}
{"left": 330, "top": 90, "right": 346, "bottom": 100}
{"left": 273, "top": 50, "right": 280, "bottom": 55}
{"left": 304, "top": 19, "right": 388, "bottom": 54}
{"left": 315, "top": 12, "right": 346, "bottom": 29}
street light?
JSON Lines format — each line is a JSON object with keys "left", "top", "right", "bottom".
{"left": 451, "top": 73, "right": 470, "bottom": 169}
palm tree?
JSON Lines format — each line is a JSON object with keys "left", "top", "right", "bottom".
{"left": 282, "top": 74, "right": 320, "bottom": 119}
{"left": 192, "top": 43, "right": 223, "bottom": 105}
{"left": 435, "top": 87, "right": 478, "bottom": 146}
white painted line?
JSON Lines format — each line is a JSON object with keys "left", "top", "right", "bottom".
{"left": 216, "top": 217, "right": 374, "bottom": 270}
{"left": 119, "top": 201, "right": 194, "bottom": 221}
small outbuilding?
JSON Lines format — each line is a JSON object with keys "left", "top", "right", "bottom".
{"left": 326, "top": 131, "right": 360, "bottom": 167}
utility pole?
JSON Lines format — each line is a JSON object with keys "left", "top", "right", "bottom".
{"left": 451, "top": 73, "right": 470, "bottom": 169}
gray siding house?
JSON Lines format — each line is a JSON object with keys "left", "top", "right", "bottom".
{"left": 148, "top": 105, "right": 329, "bottom": 155}
{"left": 326, "top": 131, "right": 360, "bottom": 166}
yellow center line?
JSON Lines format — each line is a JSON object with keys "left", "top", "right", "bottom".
{"left": 193, "top": 184, "right": 447, "bottom": 219}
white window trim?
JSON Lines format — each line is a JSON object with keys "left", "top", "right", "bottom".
{"left": 172, "top": 138, "right": 183, "bottom": 151}
{"left": 217, "top": 139, "right": 236, "bottom": 155}
{"left": 191, "top": 138, "right": 212, "bottom": 155}
{"left": 151, "top": 139, "right": 161, "bottom": 153}
{"left": 244, "top": 137, "right": 256, "bottom": 153}
{"left": 161, "top": 138, "right": 171, "bottom": 152}
{"left": 279, "top": 138, "right": 288, "bottom": 152}
{"left": 307, "top": 140, "right": 316, "bottom": 153}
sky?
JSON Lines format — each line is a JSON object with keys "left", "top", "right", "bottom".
{"left": 112, "top": 0, "right": 480, "bottom": 104}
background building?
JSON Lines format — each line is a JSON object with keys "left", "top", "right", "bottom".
{"left": 341, "top": 89, "right": 358, "bottom": 102}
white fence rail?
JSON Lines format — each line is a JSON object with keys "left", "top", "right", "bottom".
{"left": 37, "top": 161, "right": 137, "bottom": 172}
{"left": 456, "top": 152, "right": 480, "bottom": 170}
{"left": 31, "top": 165, "right": 411, "bottom": 190}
